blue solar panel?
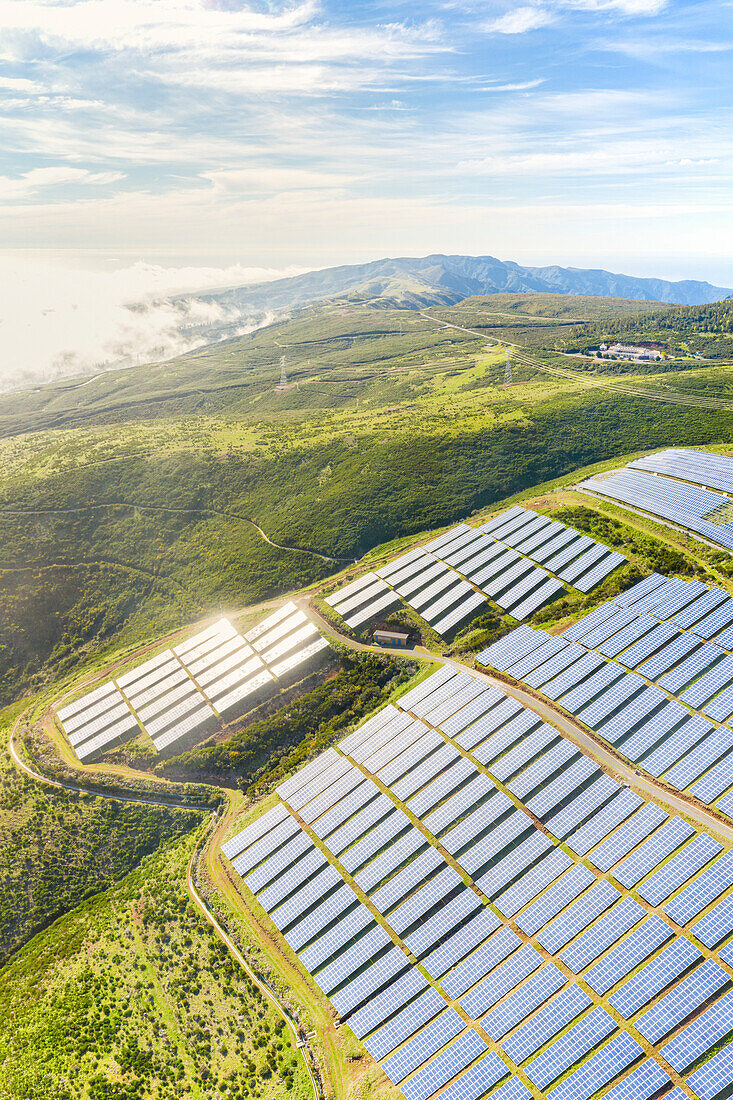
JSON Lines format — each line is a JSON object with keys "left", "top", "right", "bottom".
{"left": 515, "top": 864, "right": 596, "bottom": 935}
{"left": 608, "top": 936, "right": 702, "bottom": 1017}
{"left": 600, "top": 1058, "right": 671, "bottom": 1100}
{"left": 661, "top": 989, "right": 733, "bottom": 1072}
{"left": 523, "top": 1006, "right": 616, "bottom": 1088}
{"left": 546, "top": 1032, "right": 644, "bottom": 1100}
{"left": 422, "top": 907, "right": 502, "bottom": 980}
{"left": 348, "top": 968, "right": 429, "bottom": 1038}
{"left": 691, "top": 891, "right": 733, "bottom": 948}
{"left": 427, "top": 1053, "right": 509, "bottom": 1100}
{"left": 459, "top": 945, "right": 543, "bottom": 1020}
{"left": 401, "top": 1030, "right": 488, "bottom": 1100}
{"left": 612, "top": 816, "right": 694, "bottom": 888}
{"left": 404, "top": 890, "right": 483, "bottom": 959}
{"left": 583, "top": 915, "right": 672, "bottom": 994}
{"left": 664, "top": 850, "right": 733, "bottom": 927}
{"left": 635, "top": 958, "right": 730, "bottom": 1042}
{"left": 560, "top": 897, "right": 645, "bottom": 973}
{"left": 536, "top": 880, "right": 620, "bottom": 953}
{"left": 686, "top": 1038, "right": 733, "bottom": 1100}
{"left": 382, "top": 1010, "right": 464, "bottom": 1084}
{"left": 637, "top": 833, "right": 722, "bottom": 906}
{"left": 588, "top": 801, "right": 668, "bottom": 871}
{"left": 364, "top": 988, "right": 447, "bottom": 1061}
{"left": 441, "top": 927, "right": 523, "bottom": 999}
{"left": 565, "top": 788, "right": 643, "bottom": 856}
{"left": 482, "top": 964, "right": 566, "bottom": 1040}
{"left": 501, "top": 985, "right": 592, "bottom": 1065}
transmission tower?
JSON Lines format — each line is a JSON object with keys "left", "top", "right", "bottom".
{"left": 279, "top": 355, "right": 288, "bottom": 387}
{"left": 504, "top": 348, "right": 513, "bottom": 385}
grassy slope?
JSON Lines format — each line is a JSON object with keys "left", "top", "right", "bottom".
{"left": 0, "top": 704, "right": 201, "bottom": 965}
{"left": 2, "top": 299, "right": 733, "bottom": 702}
{"left": 0, "top": 831, "right": 312, "bottom": 1100}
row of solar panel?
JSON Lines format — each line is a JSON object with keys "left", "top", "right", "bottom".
{"left": 57, "top": 606, "right": 330, "bottom": 760}
{"left": 325, "top": 505, "right": 626, "bottom": 638}
{"left": 581, "top": 465, "right": 733, "bottom": 551}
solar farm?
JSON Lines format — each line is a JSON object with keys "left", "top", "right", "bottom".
{"left": 55, "top": 603, "right": 330, "bottom": 761}
{"left": 479, "top": 571, "right": 733, "bottom": 824}
{"left": 580, "top": 448, "right": 733, "bottom": 552}
{"left": 221, "top": 661, "right": 733, "bottom": 1100}
{"left": 326, "top": 507, "right": 626, "bottom": 638}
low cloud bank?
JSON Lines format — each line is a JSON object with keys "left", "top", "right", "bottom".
{"left": 0, "top": 257, "right": 303, "bottom": 393}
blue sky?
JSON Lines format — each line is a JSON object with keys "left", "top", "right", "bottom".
{"left": 0, "top": 0, "right": 732, "bottom": 281}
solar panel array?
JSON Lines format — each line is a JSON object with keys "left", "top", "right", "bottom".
{"left": 479, "top": 572, "right": 733, "bottom": 826}
{"left": 581, "top": 447, "right": 733, "bottom": 551}
{"left": 221, "top": 662, "right": 733, "bottom": 1100}
{"left": 56, "top": 605, "right": 330, "bottom": 760}
{"left": 326, "top": 508, "right": 625, "bottom": 640}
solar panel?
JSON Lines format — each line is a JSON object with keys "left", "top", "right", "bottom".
{"left": 422, "top": 907, "right": 502, "bottom": 980}
{"left": 386, "top": 866, "right": 464, "bottom": 936}
{"left": 404, "top": 889, "right": 483, "bottom": 959}
{"left": 536, "top": 880, "right": 620, "bottom": 953}
{"left": 222, "top": 803, "right": 291, "bottom": 861}
{"left": 540, "top": 652, "right": 606, "bottom": 701}
{"left": 691, "top": 891, "right": 733, "bottom": 948}
{"left": 525, "top": 757, "right": 599, "bottom": 820}
{"left": 440, "top": 927, "right": 522, "bottom": 999}
{"left": 660, "top": 989, "right": 733, "bottom": 1072}
{"left": 488, "top": 722, "right": 559, "bottom": 783}
{"left": 438, "top": 1056, "right": 523, "bottom": 1100}
{"left": 459, "top": 945, "right": 544, "bottom": 1020}
{"left": 340, "top": 811, "right": 412, "bottom": 874}
{"left": 347, "top": 967, "right": 430, "bottom": 1039}
{"left": 686, "top": 1040, "right": 733, "bottom": 1100}
{"left": 637, "top": 833, "right": 722, "bottom": 906}
{"left": 612, "top": 815, "right": 694, "bottom": 888}
{"left": 500, "top": 984, "right": 592, "bottom": 1065}
{"left": 599, "top": 1058, "right": 671, "bottom": 1100}
{"left": 583, "top": 915, "right": 673, "bottom": 995}
{"left": 663, "top": 724, "right": 733, "bottom": 791}
{"left": 330, "top": 946, "right": 412, "bottom": 1017}
{"left": 400, "top": 1030, "right": 488, "bottom": 1100}
{"left": 635, "top": 958, "right": 730, "bottom": 1043}
{"left": 546, "top": 1032, "right": 643, "bottom": 1100}
{"left": 544, "top": 773, "right": 622, "bottom": 840}
{"left": 364, "top": 988, "right": 447, "bottom": 1061}
{"left": 637, "top": 631, "right": 702, "bottom": 679}
{"left": 608, "top": 936, "right": 702, "bottom": 1017}
{"left": 475, "top": 832, "right": 553, "bottom": 899}
{"left": 523, "top": 1006, "right": 616, "bottom": 1087}
{"left": 560, "top": 897, "right": 645, "bottom": 973}
{"left": 642, "top": 715, "right": 712, "bottom": 778}
{"left": 423, "top": 773, "right": 498, "bottom": 838}
{"left": 565, "top": 788, "right": 644, "bottom": 856}
{"left": 514, "top": 864, "right": 596, "bottom": 936}
{"left": 382, "top": 1011, "right": 465, "bottom": 1084}
{"left": 481, "top": 964, "right": 566, "bottom": 1040}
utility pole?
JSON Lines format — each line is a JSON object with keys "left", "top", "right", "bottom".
{"left": 279, "top": 355, "right": 287, "bottom": 388}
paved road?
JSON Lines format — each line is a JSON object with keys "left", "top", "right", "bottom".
{"left": 305, "top": 597, "right": 733, "bottom": 843}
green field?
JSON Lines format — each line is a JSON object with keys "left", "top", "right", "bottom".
{"left": 2, "top": 297, "right": 733, "bottom": 704}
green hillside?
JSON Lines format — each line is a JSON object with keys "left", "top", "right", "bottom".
{"left": 2, "top": 297, "right": 733, "bottom": 703}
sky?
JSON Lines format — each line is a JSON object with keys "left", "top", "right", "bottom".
{"left": 0, "top": 0, "right": 732, "bottom": 386}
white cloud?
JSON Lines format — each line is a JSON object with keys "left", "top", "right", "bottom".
{"left": 0, "top": 166, "right": 124, "bottom": 200}
{"left": 567, "top": 0, "right": 667, "bottom": 14}
{"left": 483, "top": 6, "right": 554, "bottom": 33}
{"left": 0, "top": 256, "right": 306, "bottom": 391}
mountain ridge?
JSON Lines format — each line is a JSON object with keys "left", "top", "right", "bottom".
{"left": 194, "top": 254, "right": 732, "bottom": 323}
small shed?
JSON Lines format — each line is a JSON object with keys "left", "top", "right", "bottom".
{"left": 373, "top": 628, "right": 411, "bottom": 649}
